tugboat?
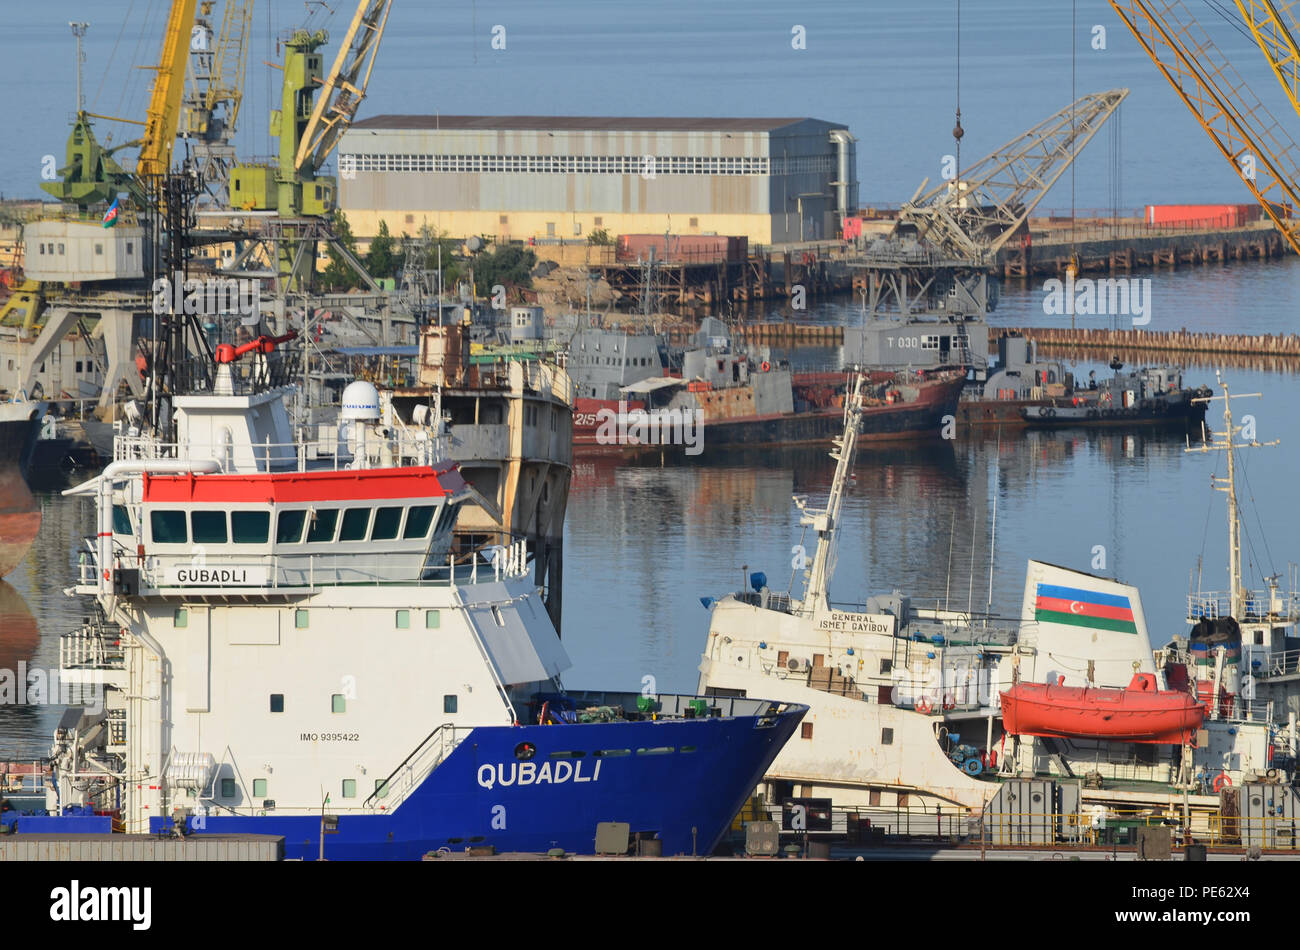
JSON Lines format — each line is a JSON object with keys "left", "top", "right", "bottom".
{"left": 37, "top": 327, "right": 806, "bottom": 859}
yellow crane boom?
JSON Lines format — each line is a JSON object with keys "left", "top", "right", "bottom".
{"left": 1109, "top": 0, "right": 1300, "bottom": 255}
{"left": 1234, "top": 0, "right": 1300, "bottom": 120}
{"left": 294, "top": 0, "right": 394, "bottom": 174}
{"left": 138, "top": 0, "right": 200, "bottom": 180}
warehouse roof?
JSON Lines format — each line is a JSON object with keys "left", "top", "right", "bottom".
{"left": 350, "top": 115, "right": 837, "bottom": 133}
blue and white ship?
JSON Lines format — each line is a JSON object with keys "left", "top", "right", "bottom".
{"left": 41, "top": 342, "right": 804, "bottom": 859}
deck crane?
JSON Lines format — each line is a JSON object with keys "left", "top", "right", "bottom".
{"left": 1108, "top": 0, "right": 1300, "bottom": 256}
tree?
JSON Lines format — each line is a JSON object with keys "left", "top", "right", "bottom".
{"left": 471, "top": 243, "right": 536, "bottom": 298}
{"left": 321, "top": 210, "right": 364, "bottom": 292}
{"left": 366, "top": 219, "right": 403, "bottom": 280}
{"left": 416, "top": 224, "right": 464, "bottom": 294}
{"left": 587, "top": 228, "right": 613, "bottom": 246}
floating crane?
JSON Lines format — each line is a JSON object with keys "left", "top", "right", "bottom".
{"left": 896, "top": 90, "right": 1129, "bottom": 266}
{"left": 850, "top": 90, "right": 1127, "bottom": 330}
{"left": 1108, "top": 0, "right": 1300, "bottom": 256}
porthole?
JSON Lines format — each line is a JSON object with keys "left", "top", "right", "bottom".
{"left": 514, "top": 741, "right": 536, "bottom": 761}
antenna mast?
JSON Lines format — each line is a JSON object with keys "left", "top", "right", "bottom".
{"left": 1185, "top": 373, "right": 1278, "bottom": 620}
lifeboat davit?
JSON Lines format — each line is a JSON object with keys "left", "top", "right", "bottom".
{"left": 1000, "top": 673, "right": 1205, "bottom": 744}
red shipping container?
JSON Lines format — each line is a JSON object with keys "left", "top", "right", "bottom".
{"left": 1144, "top": 203, "right": 1258, "bottom": 228}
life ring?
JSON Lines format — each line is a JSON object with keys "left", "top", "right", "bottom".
{"left": 915, "top": 697, "right": 933, "bottom": 715}
{"left": 761, "top": 361, "right": 771, "bottom": 372}
{"left": 1213, "top": 771, "right": 1231, "bottom": 793}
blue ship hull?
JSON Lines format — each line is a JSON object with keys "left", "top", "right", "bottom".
{"left": 144, "top": 706, "right": 804, "bottom": 860}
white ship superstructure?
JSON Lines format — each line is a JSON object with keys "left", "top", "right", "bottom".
{"left": 44, "top": 342, "right": 804, "bottom": 858}
{"left": 698, "top": 374, "right": 1280, "bottom": 830}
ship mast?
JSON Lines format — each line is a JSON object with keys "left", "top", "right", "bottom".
{"left": 794, "top": 373, "right": 866, "bottom": 615}
{"left": 1185, "top": 374, "right": 1277, "bottom": 620}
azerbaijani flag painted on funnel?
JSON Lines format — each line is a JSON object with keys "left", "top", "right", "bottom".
{"left": 1035, "top": 583, "right": 1138, "bottom": 634}
{"left": 101, "top": 197, "right": 120, "bottom": 229}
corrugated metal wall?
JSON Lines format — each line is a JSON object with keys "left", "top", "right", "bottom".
{"left": 337, "top": 119, "right": 850, "bottom": 242}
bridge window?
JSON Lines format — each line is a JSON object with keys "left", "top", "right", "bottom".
{"left": 339, "top": 508, "right": 371, "bottom": 542}
{"left": 307, "top": 509, "right": 339, "bottom": 543}
{"left": 253, "top": 779, "right": 267, "bottom": 798}
{"left": 636, "top": 747, "right": 675, "bottom": 756}
{"left": 425, "top": 609, "right": 441, "bottom": 629}
{"left": 220, "top": 778, "right": 236, "bottom": 798}
{"left": 270, "top": 694, "right": 284, "bottom": 713}
{"left": 295, "top": 609, "right": 309, "bottom": 629}
{"left": 332, "top": 694, "right": 346, "bottom": 713}
{"left": 395, "top": 609, "right": 410, "bottom": 629}
{"left": 371, "top": 506, "right": 402, "bottom": 540}
{"left": 341, "top": 779, "right": 356, "bottom": 799}
{"left": 112, "top": 505, "right": 132, "bottom": 535}
{"left": 191, "top": 510, "right": 228, "bottom": 544}
{"left": 403, "top": 505, "right": 435, "bottom": 539}
{"left": 173, "top": 608, "right": 188, "bottom": 628}
{"left": 374, "top": 779, "right": 389, "bottom": 799}
{"left": 443, "top": 694, "right": 457, "bottom": 714}
{"left": 232, "top": 511, "right": 270, "bottom": 543}
{"left": 150, "top": 510, "right": 188, "bottom": 544}
{"left": 276, "top": 510, "right": 307, "bottom": 544}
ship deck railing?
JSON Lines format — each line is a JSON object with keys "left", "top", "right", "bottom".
{"left": 111, "top": 426, "right": 451, "bottom": 475}
{"left": 1187, "top": 590, "right": 1300, "bottom": 625}
{"left": 1253, "top": 649, "right": 1300, "bottom": 679}
{"left": 76, "top": 537, "right": 533, "bottom": 593}
{"left": 60, "top": 626, "right": 126, "bottom": 672}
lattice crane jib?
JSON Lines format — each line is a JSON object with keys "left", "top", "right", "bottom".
{"left": 294, "top": 0, "right": 394, "bottom": 175}
{"left": 1234, "top": 0, "right": 1300, "bottom": 123}
{"left": 1110, "top": 0, "right": 1300, "bottom": 255}
{"left": 899, "top": 90, "right": 1129, "bottom": 265}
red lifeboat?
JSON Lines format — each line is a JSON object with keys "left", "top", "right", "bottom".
{"left": 1000, "top": 673, "right": 1205, "bottom": 745}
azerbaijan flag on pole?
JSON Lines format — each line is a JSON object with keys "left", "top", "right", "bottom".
{"left": 102, "top": 197, "right": 120, "bottom": 229}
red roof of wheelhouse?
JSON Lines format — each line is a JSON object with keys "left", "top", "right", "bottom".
{"left": 141, "top": 465, "right": 469, "bottom": 505}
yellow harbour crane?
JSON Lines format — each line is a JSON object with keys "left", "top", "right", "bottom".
{"left": 138, "top": 0, "right": 201, "bottom": 181}
{"left": 1108, "top": 0, "right": 1300, "bottom": 255}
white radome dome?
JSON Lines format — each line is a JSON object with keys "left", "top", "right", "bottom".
{"left": 340, "top": 380, "right": 381, "bottom": 421}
